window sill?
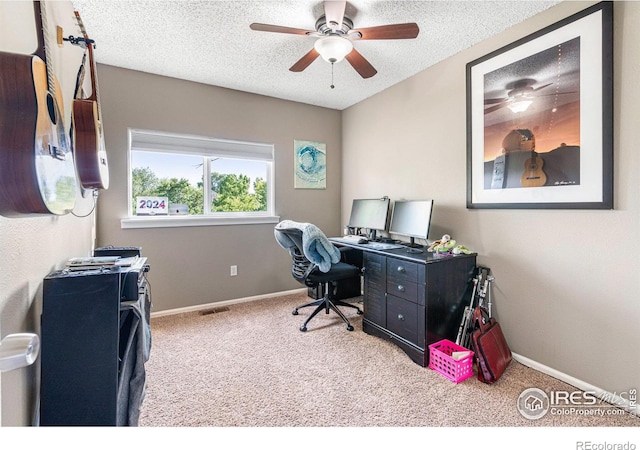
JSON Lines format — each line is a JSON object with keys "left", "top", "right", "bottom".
{"left": 121, "top": 215, "right": 280, "bottom": 229}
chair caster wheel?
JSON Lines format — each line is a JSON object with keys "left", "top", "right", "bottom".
{"left": 357, "top": 310, "right": 363, "bottom": 315}
{"left": 292, "top": 310, "right": 299, "bottom": 315}
{"left": 347, "top": 325, "right": 354, "bottom": 331}
{"left": 300, "top": 326, "right": 307, "bottom": 332}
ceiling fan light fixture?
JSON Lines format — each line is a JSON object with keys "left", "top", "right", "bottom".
{"left": 507, "top": 99, "right": 533, "bottom": 113}
{"left": 314, "top": 35, "right": 353, "bottom": 63}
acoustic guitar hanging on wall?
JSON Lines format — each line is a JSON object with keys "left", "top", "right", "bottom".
{"left": 0, "top": 1, "right": 78, "bottom": 216}
{"left": 70, "top": 10, "right": 109, "bottom": 190}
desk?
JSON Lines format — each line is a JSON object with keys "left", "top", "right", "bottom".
{"left": 330, "top": 239, "right": 476, "bottom": 367}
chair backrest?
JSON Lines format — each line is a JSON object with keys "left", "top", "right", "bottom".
{"left": 274, "top": 227, "right": 317, "bottom": 287}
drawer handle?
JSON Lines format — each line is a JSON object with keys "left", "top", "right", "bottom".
{"left": 397, "top": 314, "right": 404, "bottom": 321}
{"left": 397, "top": 266, "right": 406, "bottom": 273}
{"left": 396, "top": 284, "right": 405, "bottom": 292}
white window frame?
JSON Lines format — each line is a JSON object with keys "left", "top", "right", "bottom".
{"left": 121, "top": 128, "right": 279, "bottom": 229}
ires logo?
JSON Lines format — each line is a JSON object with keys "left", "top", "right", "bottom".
{"left": 517, "top": 388, "right": 635, "bottom": 420}
{"left": 550, "top": 390, "right": 599, "bottom": 406}
{"left": 517, "top": 388, "right": 550, "bottom": 420}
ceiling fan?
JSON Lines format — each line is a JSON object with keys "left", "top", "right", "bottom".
{"left": 484, "top": 79, "right": 555, "bottom": 114}
{"left": 249, "top": 1, "right": 419, "bottom": 80}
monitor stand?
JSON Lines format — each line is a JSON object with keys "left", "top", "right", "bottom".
{"left": 406, "top": 237, "right": 423, "bottom": 254}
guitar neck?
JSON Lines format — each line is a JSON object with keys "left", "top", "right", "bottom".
{"left": 74, "top": 10, "right": 100, "bottom": 103}
{"left": 32, "top": 1, "right": 46, "bottom": 61}
{"left": 34, "top": 1, "right": 57, "bottom": 96}
{"left": 86, "top": 44, "right": 99, "bottom": 103}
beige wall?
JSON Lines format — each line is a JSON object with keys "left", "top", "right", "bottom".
{"left": 0, "top": 2, "right": 95, "bottom": 426}
{"left": 342, "top": 1, "right": 640, "bottom": 395}
{"left": 96, "top": 65, "right": 343, "bottom": 312}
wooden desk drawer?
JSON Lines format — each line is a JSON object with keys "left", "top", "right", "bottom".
{"left": 386, "top": 295, "right": 418, "bottom": 345}
{"left": 386, "top": 279, "right": 418, "bottom": 303}
{"left": 387, "top": 258, "right": 419, "bottom": 284}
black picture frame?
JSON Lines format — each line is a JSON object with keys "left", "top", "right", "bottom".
{"left": 466, "top": 2, "right": 613, "bottom": 209}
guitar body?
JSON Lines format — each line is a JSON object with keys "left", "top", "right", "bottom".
{"left": 72, "top": 98, "right": 109, "bottom": 189}
{"left": 71, "top": 10, "right": 110, "bottom": 190}
{"left": 0, "top": 51, "right": 77, "bottom": 216}
{"left": 521, "top": 155, "right": 547, "bottom": 188}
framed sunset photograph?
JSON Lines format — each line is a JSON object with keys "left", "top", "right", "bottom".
{"left": 466, "top": 2, "right": 613, "bottom": 209}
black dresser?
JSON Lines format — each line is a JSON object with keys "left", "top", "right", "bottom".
{"left": 40, "top": 256, "right": 150, "bottom": 426}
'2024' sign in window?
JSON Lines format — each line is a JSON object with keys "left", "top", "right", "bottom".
{"left": 136, "top": 197, "right": 168, "bottom": 215}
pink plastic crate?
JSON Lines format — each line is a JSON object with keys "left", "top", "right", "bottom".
{"left": 428, "top": 339, "right": 474, "bottom": 383}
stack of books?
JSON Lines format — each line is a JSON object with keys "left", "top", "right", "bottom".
{"left": 65, "top": 256, "right": 139, "bottom": 271}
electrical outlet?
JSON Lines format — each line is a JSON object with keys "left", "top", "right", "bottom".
{"left": 230, "top": 265, "right": 238, "bottom": 277}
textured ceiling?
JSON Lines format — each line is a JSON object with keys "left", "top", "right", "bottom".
{"left": 71, "top": 0, "right": 560, "bottom": 110}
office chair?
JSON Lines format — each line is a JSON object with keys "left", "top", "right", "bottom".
{"left": 274, "top": 222, "right": 363, "bottom": 332}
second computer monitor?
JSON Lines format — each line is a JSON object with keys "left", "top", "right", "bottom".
{"left": 389, "top": 200, "right": 434, "bottom": 251}
{"left": 348, "top": 198, "right": 390, "bottom": 239}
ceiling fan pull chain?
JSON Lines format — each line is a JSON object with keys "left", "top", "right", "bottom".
{"left": 330, "top": 62, "right": 335, "bottom": 89}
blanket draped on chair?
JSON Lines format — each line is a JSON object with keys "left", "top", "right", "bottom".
{"left": 274, "top": 220, "right": 341, "bottom": 273}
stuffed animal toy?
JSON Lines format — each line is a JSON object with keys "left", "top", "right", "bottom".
{"left": 452, "top": 245, "right": 473, "bottom": 255}
{"left": 428, "top": 234, "right": 456, "bottom": 253}
{"left": 428, "top": 234, "right": 474, "bottom": 255}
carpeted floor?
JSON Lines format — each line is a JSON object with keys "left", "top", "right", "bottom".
{"left": 139, "top": 292, "right": 639, "bottom": 428}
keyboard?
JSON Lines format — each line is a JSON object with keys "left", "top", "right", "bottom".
{"left": 332, "top": 235, "right": 369, "bottom": 244}
{"left": 365, "top": 242, "right": 405, "bottom": 250}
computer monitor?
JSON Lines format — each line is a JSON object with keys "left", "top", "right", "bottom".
{"left": 389, "top": 200, "right": 434, "bottom": 253}
{"left": 347, "top": 197, "right": 390, "bottom": 240}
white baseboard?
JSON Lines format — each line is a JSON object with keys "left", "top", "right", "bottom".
{"left": 149, "top": 288, "right": 306, "bottom": 318}
{"left": 513, "top": 352, "right": 638, "bottom": 415}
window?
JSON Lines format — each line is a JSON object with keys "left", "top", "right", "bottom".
{"left": 123, "top": 129, "right": 278, "bottom": 229}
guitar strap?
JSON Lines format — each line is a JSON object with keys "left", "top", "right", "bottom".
{"left": 73, "top": 50, "right": 87, "bottom": 100}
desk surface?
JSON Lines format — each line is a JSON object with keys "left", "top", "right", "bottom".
{"left": 329, "top": 238, "right": 476, "bottom": 265}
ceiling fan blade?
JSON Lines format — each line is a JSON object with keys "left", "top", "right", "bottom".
{"left": 345, "top": 48, "right": 377, "bottom": 79}
{"left": 323, "top": 1, "right": 346, "bottom": 31}
{"left": 484, "top": 103, "right": 508, "bottom": 114}
{"left": 250, "top": 23, "right": 313, "bottom": 36}
{"left": 350, "top": 23, "right": 419, "bottom": 40}
{"left": 485, "top": 98, "right": 507, "bottom": 105}
{"left": 538, "top": 91, "right": 579, "bottom": 96}
{"left": 289, "top": 48, "right": 320, "bottom": 72}
{"left": 532, "top": 83, "right": 552, "bottom": 92}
